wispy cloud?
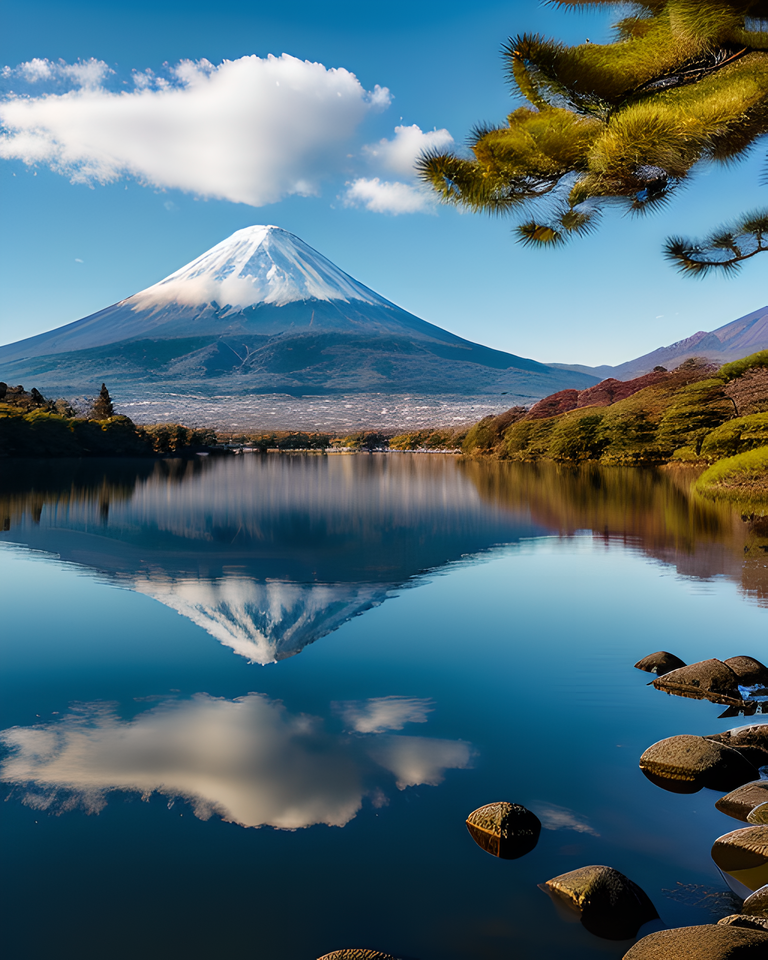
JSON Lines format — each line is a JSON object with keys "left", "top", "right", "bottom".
{"left": 0, "top": 56, "right": 390, "bottom": 206}
{"left": 335, "top": 696, "right": 434, "bottom": 733}
{"left": 535, "top": 802, "right": 600, "bottom": 836}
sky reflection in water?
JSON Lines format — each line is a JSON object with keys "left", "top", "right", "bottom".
{"left": 1, "top": 455, "right": 768, "bottom": 960}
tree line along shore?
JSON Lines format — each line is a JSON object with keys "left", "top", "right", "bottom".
{"left": 2, "top": 351, "right": 768, "bottom": 502}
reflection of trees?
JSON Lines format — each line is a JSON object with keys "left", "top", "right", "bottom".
{"left": 462, "top": 459, "right": 768, "bottom": 604}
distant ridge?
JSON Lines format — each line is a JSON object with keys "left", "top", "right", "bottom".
{"left": 551, "top": 305, "right": 768, "bottom": 381}
{"left": 0, "top": 225, "right": 598, "bottom": 402}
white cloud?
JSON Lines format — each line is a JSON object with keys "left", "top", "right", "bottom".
{"left": 0, "top": 694, "right": 472, "bottom": 829}
{"left": 335, "top": 696, "right": 434, "bottom": 733}
{"left": 343, "top": 123, "right": 454, "bottom": 215}
{"left": 0, "top": 55, "right": 391, "bottom": 206}
{"left": 363, "top": 123, "right": 454, "bottom": 178}
{"left": 344, "top": 177, "right": 435, "bottom": 215}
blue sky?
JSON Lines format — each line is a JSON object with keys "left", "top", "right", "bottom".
{"left": 1, "top": 0, "right": 766, "bottom": 367}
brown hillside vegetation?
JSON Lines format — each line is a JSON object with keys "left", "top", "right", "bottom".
{"left": 463, "top": 353, "right": 768, "bottom": 467}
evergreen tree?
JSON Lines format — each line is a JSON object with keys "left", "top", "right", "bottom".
{"left": 91, "top": 383, "right": 114, "bottom": 420}
{"left": 418, "top": 0, "right": 768, "bottom": 274}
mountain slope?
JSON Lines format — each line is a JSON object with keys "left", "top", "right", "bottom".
{"left": 551, "top": 306, "right": 768, "bottom": 381}
{"left": 0, "top": 225, "right": 598, "bottom": 399}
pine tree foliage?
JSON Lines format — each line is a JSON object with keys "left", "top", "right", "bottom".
{"left": 91, "top": 383, "right": 114, "bottom": 420}
{"left": 417, "top": 0, "right": 768, "bottom": 267}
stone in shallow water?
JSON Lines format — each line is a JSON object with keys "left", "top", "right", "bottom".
{"left": 317, "top": 952, "right": 401, "bottom": 960}
{"left": 718, "top": 914, "right": 768, "bottom": 931}
{"left": 716, "top": 781, "right": 768, "bottom": 822}
{"left": 724, "top": 656, "right": 768, "bottom": 687}
{"left": 712, "top": 826, "right": 768, "bottom": 893}
{"left": 465, "top": 801, "right": 541, "bottom": 860}
{"left": 622, "top": 924, "right": 768, "bottom": 958}
{"left": 743, "top": 884, "right": 768, "bottom": 917}
{"left": 749, "top": 803, "right": 768, "bottom": 825}
{"left": 543, "top": 864, "right": 657, "bottom": 940}
{"left": 707, "top": 725, "right": 768, "bottom": 767}
{"left": 652, "top": 659, "right": 741, "bottom": 704}
{"left": 639, "top": 735, "right": 757, "bottom": 793}
{"left": 634, "top": 651, "right": 686, "bottom": 675}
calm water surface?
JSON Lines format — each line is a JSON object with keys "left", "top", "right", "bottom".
{"left": 1, "top": 455, "right": 767, "bottom": 960}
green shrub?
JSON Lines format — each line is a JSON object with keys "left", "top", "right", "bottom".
{"left": 548, "top": 412, "right": 608, "bottom": 461}
{"left": 718, "top": 350, "right": 768, "bottom": 383}
{"left": 655, "top": 378, "right": 733, "bottom": 455}
{"left": 695, "top": 446, "right": 768, "bottom": 503}
{"left": 700, "top": 413, "right": 768, "bottom": 459}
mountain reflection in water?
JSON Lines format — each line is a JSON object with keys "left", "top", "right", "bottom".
{"left": 0, "top": 693, "right": 472, "bottom": 829}
{"left": 0, "top": 456, "right": 765, "bottom": 667}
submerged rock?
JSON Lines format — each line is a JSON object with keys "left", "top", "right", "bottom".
{"left": 716, "top": 781, "right": 768, "bottom": 822}
{"left": 634, "top": 651, "right": 686, "bottom": 675}
{"left": 639, "top": 735, "right": 757, "bottom": 793}
{"left": 543, "top": 864, "right": 657, "bottom": 940}
{"left": 712, "top": 826, "right": 768, "bottom": 893}
{"left": 465, "top": 801, "right": 541, "bottom": 859}
{"left": 652, "top": 659, "right": 742, "bottom": 705}
{"left": 743, "top": 884, "right": 768, "bottom": 917}
{"left": 622, "top": 924, "right": 768, "bottom": 958}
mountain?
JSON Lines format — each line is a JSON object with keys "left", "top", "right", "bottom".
{"left": 0, "top": 225, "right": 597, "bottom": 401}
{"left": 551, "top": 305, "right": 768, "bottom": 381}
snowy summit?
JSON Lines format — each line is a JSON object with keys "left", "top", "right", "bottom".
{"left": 127, "top": 225, "right": 388, "bottom": 314}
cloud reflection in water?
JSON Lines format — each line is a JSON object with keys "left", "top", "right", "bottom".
{"left": 0, "top": 694, "right": 472, "bottom": 829}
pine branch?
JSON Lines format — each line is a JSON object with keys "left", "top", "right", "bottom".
{"left": 664, "top": 209, "right": 768, "bottom": 276}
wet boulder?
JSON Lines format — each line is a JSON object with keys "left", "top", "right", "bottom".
{"left": 707, "top": 725, "right": 768, "bottom": 766}
{"left": 716, "top": 781, "right": 768, "bottom": 822}
{"left": 542, "top": 864, "right": 657, "bottom": 940}
{"left": 622, "top": 924, "right": 768, "bottom": 957}
{"left": 718, "top": 914, "right": 768, "bottom": 931}
{"left": 465, "top": 801, "right": 541, "bottom": 859}
{"left": 317, "top": 952, "right": 401, "bottom": 960}
{"left": 743, "top": 884, "right": 768, "bottom": 917}
{"left": 634, "top": 651, "right": 686, "bottom": 675}
{"left": 652, "top": 659, "right": 741, "bottom": 704}
{"left": 724, "top": 657, "right": 768, "bottom": 688}
{"left": 712, "top": 826, "right": 768, "bottom": 893}
{"left": 639, "top": 735, "right": 758, "bottom": 793}
{"left": 748, "top": 803, "right": 768, "bottom": 825}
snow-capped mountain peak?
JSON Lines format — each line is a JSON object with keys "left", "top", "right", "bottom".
{"left": 126, "top": 225, "right": 389, "bottom": 314}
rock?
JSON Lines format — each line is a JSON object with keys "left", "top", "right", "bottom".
{"left": 317, "top": 952, "right": 401, "bottom": 960}
{"left": 622, "top": 924, "right": 768, "bottom": 957}
{"left": 639, "top": 735, "right": 758, "bottom": 793}
{"left": 718, "top": 915, "right": 768, "bottom": 931}
{"left": 716, "top": 781, "right": 768, "bottom": 821}
{"left": 748, "top": 803, "right": 768, "bottom": 825}
{"left": 653, "top": 659, "right": 742, "bottom": 704}
{"left": 724, "top": 657, "right": 768, "bottom": 687}
{"left": 707, "top": 725, "right": 768, "bottom": 766}
{"left": 465, "top": 801, "right": 541, "bottom": 859}
{"left": 634, "top": 651, "right": 686, "bottom": 675}
{"left": 543, "top": 864, "right": 657, "bottom": 940}
{"left": 712, "top": 826, "right": 768, "bottom": 892}
{"left": 743, "top": 884, "right": 768, "bottom": 917}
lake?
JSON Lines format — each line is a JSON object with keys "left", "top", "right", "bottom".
{"left": 1, "top": 454, "right": 767, "bottom": 959}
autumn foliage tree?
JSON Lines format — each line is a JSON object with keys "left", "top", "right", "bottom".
{"left": 418, "top": 0, "right": 768, "bottom": 275}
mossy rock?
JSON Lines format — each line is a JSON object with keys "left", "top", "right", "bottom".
{"left": 712, "top": 826, "right": 768, "bottom": 893}
{"left": 623, "top": 924, "right": 768, "bottom": 958}
{"left": 543, "top": 864, "right": 657, "bottom": 940}
{"left": 716, "top": 781, "right": 768, "bottom": 822}
{"left": 634, "top": 651, "right": 686, "bottom": 675}
{"left": 640, "top": 735, "right": 757, "bottom": 793}
{"left": 652, "top": 659, "right": 742, "bottom": 704}
{"left": 465, "top": 801, "right": 541, "bottom": 859}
